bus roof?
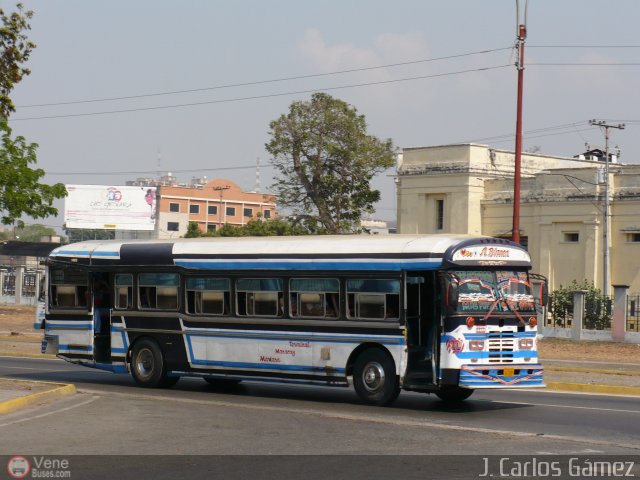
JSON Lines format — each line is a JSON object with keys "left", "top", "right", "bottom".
{"left": 48, "top": 234, "right": 532, "bottom": 271}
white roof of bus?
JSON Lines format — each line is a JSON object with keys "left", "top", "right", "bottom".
{"left": 52, "top": 234, "right": 487, "bottom": 258}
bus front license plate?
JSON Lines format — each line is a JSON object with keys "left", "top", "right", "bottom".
{"left": 503, "top": 368, "right": 515, "bottom": 377}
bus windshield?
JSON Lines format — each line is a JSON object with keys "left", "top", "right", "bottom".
{"left": 452, "top": 270, "right": 536, "bottom": 314}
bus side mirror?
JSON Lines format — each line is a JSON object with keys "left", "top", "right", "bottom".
{"left": 538, "top": 283, "right": 549, "bottom": 308}
{"left": 447, "top": 283, "right": 459, "bottom": 309}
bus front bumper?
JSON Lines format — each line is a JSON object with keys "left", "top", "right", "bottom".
{"left": 459, "top": 364, "right": 544, "bottom": 389}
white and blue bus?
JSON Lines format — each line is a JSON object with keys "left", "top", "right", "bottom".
{"left": 37, "top": 234, "right": 547, "bottom": 405}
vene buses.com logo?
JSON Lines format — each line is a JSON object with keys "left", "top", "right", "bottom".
{"left": 7, "top": 456, "right": 30, "bottom": 479}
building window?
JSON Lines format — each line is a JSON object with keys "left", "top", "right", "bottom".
{"left": 627, "top": 233, "right": 640, "bottom": 243}
{"left": 208, "top": 205, "right": 218, "bottom": 215}
{"left": 243, "top": 208, "right": 253, "bottom": 218}
{"left": 167, "top": 222, "right": 179, "bottom": 232}
{"left": 436, "top": 199, "right": 444, "bottom": 230}
{"left": 169, "top": 203, "right": 179, "bottom": 213}
{"left": 264, "top": 210, "right": 271, "bottom": 219}
{"left": 226, "top": 207, "right": 236, "bottom": 216}
{"left": 189, "top": 204, "right": 200, "bottom": 214}
{"left": 563, "top": 232, "right": 579, "bottom": 243}
{"left": 207, "top": 224, "right": 216, "bottom": 232}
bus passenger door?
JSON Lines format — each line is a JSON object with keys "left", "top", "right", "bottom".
{"left": 92, "top": 275, "right": 112, "bottom": 364}
{"left": 404, "top": 273, "right": 437, "bottom": 385}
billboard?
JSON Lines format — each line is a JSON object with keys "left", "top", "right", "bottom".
{"left": 64, "top": 185, "right": 157, "bottom": 230}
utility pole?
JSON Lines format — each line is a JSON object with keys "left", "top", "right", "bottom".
{"left": 589, "top": 119, "right": 625, "bottom": 297}
{"left": 512, "top": 0, "right": 528, "bottom": 245}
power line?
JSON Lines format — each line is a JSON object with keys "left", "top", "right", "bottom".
{"left": 46, "top": 164, "right": 257, "bottom": 176}
{"left": 530, "top": 62, "right": 640, "bottom": 66}
{"left": 12, "top": 64, "right": 511, "bottom": 121}
{"left": 16, "top": 47, "right": 513, "bottom": 109}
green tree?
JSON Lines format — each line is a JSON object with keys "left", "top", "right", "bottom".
{"left": 266, "top": 93, "right": 395, "bottom": 234}
{"left": 64, "top": 227, "right": 114, "bottom": 243}
{"left": 0, "top": 4, "right": 67, "bottom": 227}
{"left": 0, "top": 120, "right": 67, "bottom": 227}
{"left": 14, "top": 223, "right": 56, "bottom": 242}
{"left": 184, "top": 221, "right": 202, "bottom": 238}
{"left": 205, "top": 218, "right": 310, "bottom": 237}
{"left": 0, "top": 3, "right": 35, "bottom": 117}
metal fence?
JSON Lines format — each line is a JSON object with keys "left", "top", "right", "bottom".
{"left": 628, "top": 294, "right": 640, "bottom": 333}
{"left": 0, "top": 269, "right": 39, "bottom": 298}
{"left": 548, "top": 293, "right": 612, "bottom": 331}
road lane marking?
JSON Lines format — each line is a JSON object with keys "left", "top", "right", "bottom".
{"left": 0, "top": 396, "right": 98, "bottom": 428}
{"left": 76, "top": 387, "right": 640, "bottom": 452}
{"left": 490, "top": 399, "right": 640, "bottom": 414}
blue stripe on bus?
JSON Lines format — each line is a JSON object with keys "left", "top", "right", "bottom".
{"left": 463, "top": 332, "right": 537, "bottom": 340}
{"left": 184, "top": 331, "right": 404, "bottom": 346}
{"left": 453, "top": 351, "right": 535, "bottom": 360}
{"left": 174, "top": 260, "right": 442, "bottom": 271}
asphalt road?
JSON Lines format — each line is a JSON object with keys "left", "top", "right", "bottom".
{"left": 0, "top": 356, "right": 639, "bottom": 479}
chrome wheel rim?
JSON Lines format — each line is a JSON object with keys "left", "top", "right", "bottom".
{"left": 135, "top": 348, "right": 154, "bottom": 380}
{"left": 362, "top": 361, "right": 385, "bottom": 392}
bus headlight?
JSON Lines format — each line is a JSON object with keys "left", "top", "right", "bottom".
{"left": 469, "top": 340, "right": 485, "bottom": 351}
{"left": 519, "top": 338, "right": 534, "bottom": 350}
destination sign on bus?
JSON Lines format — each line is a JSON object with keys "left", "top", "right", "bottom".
{"left": 451, "top": 245, "right": 530, "bottom": 263}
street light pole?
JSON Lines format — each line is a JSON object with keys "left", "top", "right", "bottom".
{"left": 589, "top": 119, "right": 625, "bottom": 297}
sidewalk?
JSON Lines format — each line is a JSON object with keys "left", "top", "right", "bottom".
{"left": 0, "top": 378, "right": 76, "bottom": 415}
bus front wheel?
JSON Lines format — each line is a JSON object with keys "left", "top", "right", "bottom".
{"left": 435, "top": 387, "right": 474, "bottom": 403}
{"left": 130, "top": 338, "right": 179, "bottom": 388}
{"left": 353, "top": 349, "right": 400, "bottom": 406}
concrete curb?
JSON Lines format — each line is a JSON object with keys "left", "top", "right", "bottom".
{"left": 545, "top": 365, "right": 640, "bottom": 377}
{"left": 0, "top": 378, "right": 76, "bottom": 415}
{"left": 546, "top": 382, "right": 640, "bottom": 396}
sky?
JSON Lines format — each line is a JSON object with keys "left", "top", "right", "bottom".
{"left": 7, "top": 0, "right": 640, "bottom": 233}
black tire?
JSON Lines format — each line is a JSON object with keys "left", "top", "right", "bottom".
{"left": 353, "top": 348, "right": 400, "bottom": 406}
{"left": 130, "top": 338, "right": 178, "bottom": 388}
{"left": 435, "top": 387, "right": 474, "bottom": 403}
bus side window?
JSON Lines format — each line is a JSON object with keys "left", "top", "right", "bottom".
{"left": 185, "top": 278, "right": 230, "bottom": 315}
{"left": 114, "top": 274, "right": 133, "bottom": 310}
{"left": 289, "top": 278, "right": 339, "bottom": 319}
{"left": 49, "top": 268, "right": 88, "bottom": 310}
{"left": 237, "top": 278, "right": 283, "bottom": 318}
{"left": 138, "top": 273, "right": 179, "bottom": 311}
{"left": 346, "top": 279, "right": 400, "bottom": 321}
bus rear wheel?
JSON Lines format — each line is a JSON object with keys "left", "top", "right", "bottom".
{"left": 130, "top": 338, "right": 178, "bottom": 388}
{"left": 435, "top": 387, "right": 474, "bottom": 403}
{"left": 353, "top": 348, "right": 400, "bottom": 406}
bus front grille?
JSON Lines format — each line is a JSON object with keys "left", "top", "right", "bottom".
{"left": 487, "top": 332, "right": 515, "bottom": 363}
